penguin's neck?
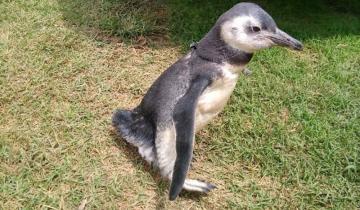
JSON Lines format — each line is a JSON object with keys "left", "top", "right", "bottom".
{"left": 196, "top": 26, "right": 253, "bottom": 65}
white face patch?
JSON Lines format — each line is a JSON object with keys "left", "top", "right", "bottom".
{"left": 221, "top": 16, "right": 274, "bottom": 52}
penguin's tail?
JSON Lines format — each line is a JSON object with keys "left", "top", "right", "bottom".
{"left": 112, "top": 109, "right": 154, "bottom": 147}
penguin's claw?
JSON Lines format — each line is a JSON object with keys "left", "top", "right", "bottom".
{"left": 203, "top": 182, "right": 217, "bottom": 193}
{"left": 183, "top": 179, "right": 217, "bottom": 193}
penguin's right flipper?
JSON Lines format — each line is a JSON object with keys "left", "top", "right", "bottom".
{"left": 169, "top": 76, "right": 211, "bottom": 200}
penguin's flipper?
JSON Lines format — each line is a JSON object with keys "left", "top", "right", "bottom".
{"left": 169, "top": 76, "right": 211, "bottom": 200}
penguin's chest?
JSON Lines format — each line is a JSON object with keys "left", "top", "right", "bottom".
{"left": 195, "top": 64, "right": 244, "bottom": 131}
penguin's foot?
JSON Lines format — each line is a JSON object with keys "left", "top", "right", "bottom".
{"left": 183, "top": 179, "right": 216, "bottom": 193}
{"left": 243, "top": 68, "right": 252, "bottom": 76}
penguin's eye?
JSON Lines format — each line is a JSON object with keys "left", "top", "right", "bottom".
{"left": 251, "top": 26, "right": 261, "bottom": 32}
{"left": 247, "top": 26, "right": 261, "bottom": 33}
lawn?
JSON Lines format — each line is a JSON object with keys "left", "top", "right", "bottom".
{"left": 0, "top": 0, "right": 359, "bottom": 209}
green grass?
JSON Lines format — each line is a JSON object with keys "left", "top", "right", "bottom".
{"left": 1, "top": 0, "right": 359, "bottom": 209}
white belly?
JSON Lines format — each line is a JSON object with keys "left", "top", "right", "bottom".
{"left": 195, "top": 63, "right": 244, "bottom": 131}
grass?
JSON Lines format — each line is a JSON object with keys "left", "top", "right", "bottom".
{"left": 0, "top": 0, "right": 359, "bottom": 209}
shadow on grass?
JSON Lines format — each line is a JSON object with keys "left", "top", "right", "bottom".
{"left": 57, "top": 0, "right": 170, "bottom": 46}
{"left": 58, "top": 0, "right": 359, "bottom": 49}
{"left": 109, "top": 130, "right": 208, "bottom": 206}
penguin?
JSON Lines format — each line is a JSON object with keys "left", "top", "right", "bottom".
{"left": 112, "top": 2, "right": 303, "bottom": 201}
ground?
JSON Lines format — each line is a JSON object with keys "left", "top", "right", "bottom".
{"left": 0, "top": 0, "right": 359, "bottom": 209}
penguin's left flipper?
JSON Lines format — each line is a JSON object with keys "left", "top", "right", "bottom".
{"left": 169, "top": 76, "right": 214, "bottom": 200}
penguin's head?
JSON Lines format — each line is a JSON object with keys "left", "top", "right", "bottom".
{"left": 218, "top": 3, "right": 303, "bottom": 53}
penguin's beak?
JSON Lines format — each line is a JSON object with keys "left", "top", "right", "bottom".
{"left": 268, "top": 28, "right": 303, "bottom": 51}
